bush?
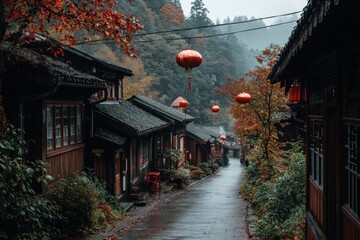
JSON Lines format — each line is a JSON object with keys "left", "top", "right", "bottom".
{"left": 171, "top": 168, "right": 190, "bottom": 189}
{"left": 190, "top": 168, "right": 205, "bottom": 180}
{"left": 163, "top": 148, "right": 183, "bottom": 171}
{"left": 0, "top": 124, "right": 61, "bottom": 239}
{"left": 47, "top": 171, "right": 124, "bottom": 236}
{"left": 240, "top": 142, "right": 306, "bottom": 239}
{"left": 198, "top": 162, "right": 212, "bottom": 175}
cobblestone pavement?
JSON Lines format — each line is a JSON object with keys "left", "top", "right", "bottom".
{"left": 85, "top": 157, "right": 250, "bottom": 240}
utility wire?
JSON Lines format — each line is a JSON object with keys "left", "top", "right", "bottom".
{"left": 136, "top": 20, "right": 297, "bottom": 43}
{"left": 76, "top": 11, "right": 302, "bottom": 45}
{"left": 82, "top": 20, "right": 298, "bottom": 45}
{"left": 134, "top": 11, "right": 301, "bottom": 37}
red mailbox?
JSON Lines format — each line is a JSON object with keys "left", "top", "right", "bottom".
{"left": 146, "top": 172, "right": 161, "bottom": 196}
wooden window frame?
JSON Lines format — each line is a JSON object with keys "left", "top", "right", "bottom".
{"left": 344, "top": 118, "right": 360, "bottom": 219}
{"left": 309, "top": 117, "right": 324, "bottom": 187}
{"left": 46, "top": 103, "right": 83, "bottom": 152}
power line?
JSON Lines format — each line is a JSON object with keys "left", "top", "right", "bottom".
{"left": 82, "top": 20, "right": 298, "bottom": 45}
{"left": 133, "top": 11, "right": 301, "bottom": 37}
{"left": 76, "top": 11, "right": 302, "bottom": 45}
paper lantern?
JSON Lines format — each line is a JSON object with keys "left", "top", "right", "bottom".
{"left": 211, "top": 105, "right": 220, "bottom": 113}
{"left": 236, "top": 92, "right": 251, "bottom": 104}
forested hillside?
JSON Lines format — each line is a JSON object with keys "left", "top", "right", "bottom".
{"left": 77, "top": 0, "right": 297, "bottom": 130}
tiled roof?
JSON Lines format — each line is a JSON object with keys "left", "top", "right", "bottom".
{"left": 186, "top": 123, "right": 213, "bottom": 143}
{"left": 95, "top": 101, "right": 170, "bottom": 136}
{"left": 201, "top": 125, "right": 225, "bottom": 138}
{"left": 94, "top": 128, "right": 127, "bottom": 146}
{"left": 269, "top": 0, "right": 345, "bottom": 83}
{"left": 129, "top": 95, "right": 195, "bottom": 123}
{"left": 4, "top": 43, "right": 106, "bottom": 88}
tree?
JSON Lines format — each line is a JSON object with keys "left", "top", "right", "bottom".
{"left": 160, "top": 3, "right": 185, "bottom": 28}
{"left": 218, "top": 44, "right": 289, "bottom": 162}
{"left": 188, "top": 0, "right": 212, "bottom": 27}
{"left": 0, "top": 0, "right": 142, "bottom": 53}
{"left": 0, "top": 0, "right": 142, "bottom": 124}
{"left": 170, "top": 0, "right": 182, "bottom": 10}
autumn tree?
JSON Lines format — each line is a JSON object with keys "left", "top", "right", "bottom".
{"left": 160, "top": 3, "right": 185, "bottom": 28}
{"left": 120, "top": 57, "right": 157, "bottom": 100}
{"left": 0, "top": 0, "right": 142, "bottom": 123}
{"left": 218, "top": 44, "right": 289, "bottom": 163}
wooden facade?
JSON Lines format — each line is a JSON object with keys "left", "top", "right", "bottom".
{"left": 269, "top": 1, "right": 360, "bottom": 239}
{"left": 93, "top": 101, "right": 170, "bottom": 200}
{"left": 129, "top": 95, "right": 195, "bottom": 170}
{"left": 185, "top": 123, "right": 215, "bottom": 166}
{"left": 2, "top": 43, "right": 106, "bottom": 185}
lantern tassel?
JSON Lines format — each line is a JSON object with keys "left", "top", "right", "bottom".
{"left": 188, "top": 76, "right": 191, "bottom": 91}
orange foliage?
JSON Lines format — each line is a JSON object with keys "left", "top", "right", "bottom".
{"left": 160, "top": 3, "right": 185, "bottom": 28}
{"left": 3, "top": 0, "right": 142, "bottom": 56}
{"left": 218, "top": 44, "right": 289, "bottom": 160}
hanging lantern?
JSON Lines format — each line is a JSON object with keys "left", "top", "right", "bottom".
{"left": 211, "top": 105, "right": 220, "bottom": 113}
{"left": 176, "top": 48, "right": 202, "bottom": 91}
{"left": 176, "top": 49, "right": 202, "bottom": 72}
{"left": 179, "top": 100, "right": 189, "bottom": 108}
{"left": 210, "top": 143, "right": 215, "bottom": 147}
{"left": 236, "top": 92, "right": 251, "bottom": 104}
{"left": 220, "top": 135, "right": 227, "bottom": 141}
{"left": 289, "top": 81, "right": 301, "bottom": 103}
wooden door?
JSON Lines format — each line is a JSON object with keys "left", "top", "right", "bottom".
{"left": 114, "top": 151, "right": 122, "bottom": 197}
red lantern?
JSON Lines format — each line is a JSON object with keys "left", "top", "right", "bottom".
{"left": 211, "top": 105, "right": 220, "bottom": 113}
{"left": 179, "top": 100, "right": 189, "bottom": 108}
{"left": 220, "top": 135, "right": 227, "bottom": 141}
{"left": 210, "top": 143, "right": 215, "bottom": 147}
{"left": 289, "top": 81, "right": 301, "bottom": 103}
{"left": 176, "top": 49, "right": 202, "bottom": 72}
{"left": 236, "top": 92, "right": 251, "bottom": 104}
{"left": 176, "top": 49, "right": 202, "bottom": 91}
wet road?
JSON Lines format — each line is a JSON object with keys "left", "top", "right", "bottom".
{"left": 119, "top": 157, "right": 248, "bottom": 240}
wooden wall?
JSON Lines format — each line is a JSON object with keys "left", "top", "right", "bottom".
{"left": 342, "top": 207, "right": 360, "bottom": 240}
{"left": 46, "top": 146, "right": 85, "bottom": 181}
{"left": 309, "top": 179, "right": 324, "bottom": 228}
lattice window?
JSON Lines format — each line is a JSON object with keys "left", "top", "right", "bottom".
{"left": 46, "top": 104, "right": 83, "bottom": 150}
{"left": 344, "top": 120, "right": 360, "bottom": 218}
{"left": 309, "top": 118, "right": 324, "bottom": 187}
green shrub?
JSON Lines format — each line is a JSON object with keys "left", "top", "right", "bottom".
{"left": 47, "top": 172, "right": 97, "bottom": 236}
{"left": 0, "top": 124, "right": 61, "bottom": 239}
{"left": 171, "top": 168, "right": 190, "bottom": 188}
{"left": 198, "top": 162, "right": 212, "bottom": 175}
{"left": 241, "top": 142, "right": 306, "bottom": 239}
{"left": 190, "top": 168, "right": 205, "bottom": 180}
{"left": 47, "top": 172, "right": 124, "bottom": 236}
{"left": 163, "top": 148, "right": 183, "bottom": 171}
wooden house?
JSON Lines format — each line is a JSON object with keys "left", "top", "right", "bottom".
{"left": 1, "top": 43, "right": 106, "bottom": 183}
{"left": 93, "top": 101, "right": 170, "bottom": 200}
{"left": 129, "top": 95, "right": 195, "bottom": 170}
{"left": 269, "top": 1, "right": 360, "bottom": 239}
{"left": 185, "top": 123, "right": 215, "bottom": 166}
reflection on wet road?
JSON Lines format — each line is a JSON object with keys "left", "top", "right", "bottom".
{"left": 119, "top": 157, "right": 248, "bottom": 239}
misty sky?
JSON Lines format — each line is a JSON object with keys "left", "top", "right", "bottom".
{"left": 180, "top": 0, "right": 308, "bottom": 24}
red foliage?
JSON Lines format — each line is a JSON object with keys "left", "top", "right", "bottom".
{"left": 3, "top": 0, "right": 142, "bottom": 56}
{"left": 217, "top": 44, "right": 289, "bottom": 160}
{"left": 160, "top": 3, "right": 185, "bottom": 28}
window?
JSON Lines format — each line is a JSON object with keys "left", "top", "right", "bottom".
{"left": 309, "top": 118, "right": 323, "bottom": 187}
{"left": 344, "top": 120, "right": 360, "bottom": 218}
{"left": 46, "top": 104, "right": 83, "bottom": 150}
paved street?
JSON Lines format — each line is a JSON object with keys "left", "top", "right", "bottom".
{"left": 118, "top": 157, "right": 249, "bottom": 240}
